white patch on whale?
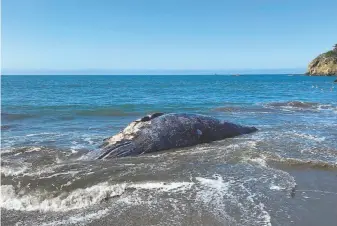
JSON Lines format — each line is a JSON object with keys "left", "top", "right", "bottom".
{"left": 104, "top": 120, "right": 152, "bottom": 146}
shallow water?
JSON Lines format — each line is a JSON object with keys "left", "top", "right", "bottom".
{"left": 1, "top": 75, "right": 337, "bottom": 225}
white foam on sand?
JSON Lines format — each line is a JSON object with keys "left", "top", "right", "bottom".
{"left": 270, "top": 184, "right": 285, "bottom": 191}
{"left": 195, "top": 174, "right": 272, "bottom": 226}
{"left": 40, "top": 208, "right": 111, "bottom": 226}
{"left": 247, "top": 156, "right": 268, "bottom": 167}
{"left": 0, "top": 148, "right": 14, "bottom": 154}
{"left": 23, "top": 147, "right": 42, "bottom": 153}
{"left": 1, "top": 163, "right": 30, "bottom": 177}
{"left": 2, "top": 172, "right": 293, "bottom": 226}
{"left": 196, "top": 174, "right": 231, "bottom": 191}
{"left": 129, "top": 181, "right": 194, "bottom": 192}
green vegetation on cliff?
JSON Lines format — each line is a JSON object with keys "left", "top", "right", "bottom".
{"left": 306, "top": 44, "right": 337, "bottom": 76}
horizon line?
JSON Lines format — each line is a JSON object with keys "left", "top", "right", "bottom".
{"left": 2, "top": 68, "right": 306, "bottom": 75}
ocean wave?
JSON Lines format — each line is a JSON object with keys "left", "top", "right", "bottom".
{"left": 25, "top": 133, "right": 58, "bottom": 137}
{"left": 266, "top": 101, "right": 319, "bottom": 108}
{"left": 0, "top": 183, "right": 126, "bottom": 212}
{"left": 212, "top": 106, "right": 244, "bottom": 112}
{"left": 1, "top": 164, "right": 31, "bottom": 177}
{"left": 1, "top": 112, "right": 35, "bottom": 121}
{"left": 0, "top": 175, "right": 280, "bottom": 226}
{"left": 0, "top": 156, "right": 298, "bottom": 226}
{"left": 238, "top": 145, "right": 337, "bottom": 170}
{"left": 2, "top": 109, "right": 140, "bottom": 118}
{"left": 212, "top": 106, "right": 273, "bottom": 114}
{"left": 130, "top": 181, "right": 193, "bottom": 192}
{"left": 2, "top": 104, "right": 150, "bottom": 120}
{"left": 0, "top": 181, "right": 193, "bottom": 212}
{"left": 270, "top": 157, "right": 337, "bottom": 169}
{"left": 4, "top": 103, "right": 148, "bottom": 112}
{"left": 238, "top": 141, "right": 337, "bottom": 169}
{"left": 1, "top": 146, "right": 52, "bottom": 157}
{"left": 1, "top": 146, "right": 92, "bottom": 179}
{"left": 75, "top": 108, "right": 140, "bottom": 117}
{"left": 0, "top": 160, "right": 63, "bottom": 178}
{"left": 264, "top": 101, "right": 336, "bottom": 112}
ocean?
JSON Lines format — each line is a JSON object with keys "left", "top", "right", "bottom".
{"left": 1, "top": 74, "right": 337, "bottom": 226}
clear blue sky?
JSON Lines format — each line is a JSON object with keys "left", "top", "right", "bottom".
{"left": 2, "top": 0, "right": 337, "bottom": 74}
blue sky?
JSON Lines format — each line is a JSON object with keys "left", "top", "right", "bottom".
{"left": 2, "top": 0, "right": 337, "bottom": 74}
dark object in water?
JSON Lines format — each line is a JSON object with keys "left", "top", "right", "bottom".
{"left": 1, "top": 125, "right": 13, "bottom": 131}
{"left": 334, "top": 79, "right": 337, "bottom": 83}
{"left": 97, "top": 113, "right": 257, "bottom": 159}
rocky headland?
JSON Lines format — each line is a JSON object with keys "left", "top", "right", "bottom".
{"left": 306, "top": 44, "right": 337, "bottom": 76}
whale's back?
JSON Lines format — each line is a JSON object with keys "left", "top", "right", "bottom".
{"left": 97, "top": 113, "right": 257, "bottom": 159}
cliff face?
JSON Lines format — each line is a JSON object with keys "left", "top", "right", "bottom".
{"left": 306, "top": 51, "right": 337, "bottom": 76}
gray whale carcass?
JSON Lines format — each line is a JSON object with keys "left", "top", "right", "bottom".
{"left": 97, "top": 113, "right": 257, "bottom": 159}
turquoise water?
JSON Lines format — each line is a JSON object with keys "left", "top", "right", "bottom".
{"left": 2, "top": 75, "right": 336, "bottom": 149}
{"left": 1, "top": 75, "right": 337, "bottom": 226}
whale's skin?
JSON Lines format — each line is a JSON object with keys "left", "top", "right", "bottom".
{"left": 97, "top": 113, "right": 257, "bottom": 159}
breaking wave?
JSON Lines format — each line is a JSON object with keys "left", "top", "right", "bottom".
{"left": 264, "top": 101, "right": 336, "bottom": 112}
{"left": 0, "top": 181, "right": 193, "bottom": 212}
{"left": 212, "top": 106, "right": 274, "bottom": 114}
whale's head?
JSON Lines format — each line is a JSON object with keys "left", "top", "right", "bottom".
{"left": 97, "top": 113, "right": 165, "bottom": 159}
